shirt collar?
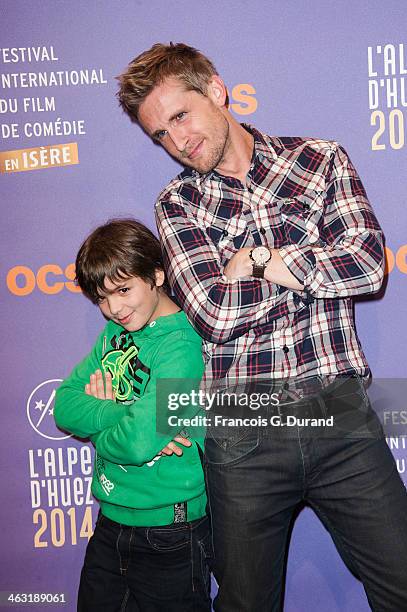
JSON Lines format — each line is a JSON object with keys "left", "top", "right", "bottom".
{"left": 244, "top": 124, "right": 279, "bottom": 164}
{"left": 190, "top": 123, "right": 278, "bottom": 192}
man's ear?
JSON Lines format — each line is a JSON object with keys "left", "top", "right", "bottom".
{"left": 207, "top": 75, "right": 227, "bottom": 107}
{"left": 154, "top": 269, "right": 165, "bottom": 288}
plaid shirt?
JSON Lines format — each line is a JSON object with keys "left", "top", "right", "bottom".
{"left": 155, "top": 126, "right": 384, "bottom": 383}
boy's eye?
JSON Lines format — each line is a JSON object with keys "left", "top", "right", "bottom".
{"left": 96, "top": 296, "right": 106, "bottom": 304}
{"left": 118, "top": 287, "right": 129, "bottom": 294}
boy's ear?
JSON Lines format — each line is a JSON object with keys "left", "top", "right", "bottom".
{"left": 154, "top": 269, "right": 165, "bottom": 288}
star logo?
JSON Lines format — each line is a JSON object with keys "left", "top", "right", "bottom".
{"left": 26, "top": 379, "right": 71, "bottom": 440}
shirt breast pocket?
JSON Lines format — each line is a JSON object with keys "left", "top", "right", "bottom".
{"left": 205, "top": 214, "right": 249, "bottom": 262}
{"left": 280, "top": 192, "right": 325, "bottom": 247}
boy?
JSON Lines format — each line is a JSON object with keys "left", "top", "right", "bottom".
{"left": 54, "top": 219, "right": 211, "bottom": 612}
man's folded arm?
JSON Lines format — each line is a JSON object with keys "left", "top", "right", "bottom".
{"left": 155, "top": 196, "right": 300, "bottom": 345}
{"left": 278, "top": 144, "right": 385, "bottom": 299}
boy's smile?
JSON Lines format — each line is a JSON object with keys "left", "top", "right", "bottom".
{"left": 97, "top": 274, "right": 166, "bottom": 332}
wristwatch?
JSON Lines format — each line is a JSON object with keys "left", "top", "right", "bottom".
{"left": 249, "top": 246, "right": 272, "bottom": 278}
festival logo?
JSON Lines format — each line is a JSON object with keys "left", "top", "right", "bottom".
{"left": 27, "top": 379, "right": 70, "bottom": 440}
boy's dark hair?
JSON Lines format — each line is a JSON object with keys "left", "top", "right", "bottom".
{"left": 76, "top": 218, "right": 168, "bottom": 303}
{"left": 117, "top": 42, "right": 218, "bottom": 123}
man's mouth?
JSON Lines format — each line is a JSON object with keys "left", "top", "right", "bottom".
{"left": 187, "top": 140, "right": 203, "bottom": 160}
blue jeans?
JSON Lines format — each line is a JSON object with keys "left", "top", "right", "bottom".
{"left": 78, "top": 514, "right": 212, "bottom": 611}
{"left": 204, "top": 378, "right": 407, "bottom": 611}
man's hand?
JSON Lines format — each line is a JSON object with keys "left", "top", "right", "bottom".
{"left": 159, "top": 435, "right": 192, "bottom": 457}
{"left": 85, "top": 369, "right": 115, "bottom": 400}
{"left": 223, "top": 247, "right": 252, "bottom": 280}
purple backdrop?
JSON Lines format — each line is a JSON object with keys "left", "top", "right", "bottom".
{"left": 1, "top": 1, "right": 406, "bottom": 610}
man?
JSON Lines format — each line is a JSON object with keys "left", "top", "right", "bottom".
{"left": 117, "top": 43, "right": 407, "bottom": 611}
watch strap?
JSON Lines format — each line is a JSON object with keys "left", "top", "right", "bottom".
{"left": 252, "top": 263, "right": 266, "bottom": 278}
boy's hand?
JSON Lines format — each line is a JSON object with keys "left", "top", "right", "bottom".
{"left": 159, "top": 435, "right": 192, "bottom": 457}
{"left": 85, "top": 369, "right": 115, "bottom": 400}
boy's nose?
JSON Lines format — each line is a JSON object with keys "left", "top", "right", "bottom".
{"left": 107, "top": 297, "right": 123, "bottom": 316}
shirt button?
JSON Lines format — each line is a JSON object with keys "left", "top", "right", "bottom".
{"left": 284, "top": 382, "right": 290, "bottom": 390}
{"left": 259, "top": 227, "right": 266, "bottom": 235}
{"left": 303, "top": 203, "right": 310, "bottom": 211}
{"left": 149, "top": 321, "right": 157, "bottom": 328}
{"left": 222, "top": 229, "right": 228, "bottom": 237}
{"left": 282, "top": 345, "right": 289, "bottom": 353}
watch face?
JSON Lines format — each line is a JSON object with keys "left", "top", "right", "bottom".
{"left": 252, "top": 246, "right": 271, "bottom": 265}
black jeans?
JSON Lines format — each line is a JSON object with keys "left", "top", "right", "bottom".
{"left": 205, "top": 379, "right": 407, "bottom": 611}
{"left": 78, "top": 514, "right": 212, "bottom": 611}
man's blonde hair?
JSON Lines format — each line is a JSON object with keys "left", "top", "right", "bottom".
{"left": 117, "top": 42, "right": 218, "bottom": 122}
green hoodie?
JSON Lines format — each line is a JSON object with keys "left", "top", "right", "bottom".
{"left": 54, "top": 311, "right": 206, "bottom": 526}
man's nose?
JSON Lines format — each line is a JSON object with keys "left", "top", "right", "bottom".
{"left": 168, "top": 127, "right": 188, "bottom": 153}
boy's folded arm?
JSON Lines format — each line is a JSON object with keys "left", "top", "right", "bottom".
{"left": 93, "top": 391, "right": 175, "bottom": 465}
{"left": 54, "top": 334, "right": 127, "bottom": 437}
{"left": 54, "top": 388, "right": 127, "bottom": 438}
{"left": 94, "top": 336, "right": 204, "bottom": 466}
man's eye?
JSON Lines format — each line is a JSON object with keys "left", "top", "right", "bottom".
{"left": 155, "top": 130, "right": 167, "bottom": 141}
{"left": 176, "top": 112, "right": 186, "bottom": 121}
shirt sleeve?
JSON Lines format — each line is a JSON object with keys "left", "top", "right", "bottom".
{"left": 155, "top": 195, "right": 300, "bottom": 345}
{"left": 54, "top": 332, "right": 128, "bottom": 438}
{"left": 93, "top": 333, "right": 204, "bottom": 466}
{"left": 279, "top": 144, "right": 385, "bottom": 299}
